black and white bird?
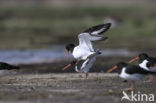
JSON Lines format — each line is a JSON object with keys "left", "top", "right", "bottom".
{"left": 129, "top": 53, "right": 156, "bottom": 82}
{"left": 107, "top": 62, "right": 156, "bottom": 91}
{"left": 0, "top": 62, "right": 20, "bottom": 74}
{"left": 63, "top": 23, "right": 112, "bottom": 79}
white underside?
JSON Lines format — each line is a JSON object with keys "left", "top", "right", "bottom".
{"left": 72, "top": 46, "right": 94, "bottom": 60}
{"left": 119, "top": 68, "right": 145, "bottom": 81}
{"left": 139, "top": 60, "right": 149, "bottom": 71}
{"left": 139, "top": 60, "right": 156, "bottom": 72}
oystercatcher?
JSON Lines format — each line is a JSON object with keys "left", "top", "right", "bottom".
{"left": 0, "top": 62, "right": 20, "bottom": 70}
{"left": 63, "top": 23, "right": 112, "bottom": 79}
{"left": 107, "top": 62, "right": 156, "bottom": 91}
{"left": 129, "top": 53, "right": 156, "bottom": 82}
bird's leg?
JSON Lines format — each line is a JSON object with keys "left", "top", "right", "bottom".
{"left": 145, "top": 75, "right": 154, "bottom": 83}
{"left": 145, "top": 66, "right": 154, "bottom": 83}
{"left": 75, "top": 59, "right": 83, "bottom": 78}
{"left": 125, "top": 81, "right": 134, "bottom": 91}
{"left": 79, "top": 74, "right": 82, "bottom": 78}
{"left": 84, "top": 73, "right": 88, "bottom": 80}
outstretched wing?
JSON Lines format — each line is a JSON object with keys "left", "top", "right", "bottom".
{"left": 78, "top": 33, "right": 108, "bottom": 51}
{"left": 78, "top": 33, "right": 94, "bottom": 52}
{"left": 77, "top": 23, "right": 111, "bottom": 52}
{"left": 83, "top": 23, "right": 111, "bottom": 35}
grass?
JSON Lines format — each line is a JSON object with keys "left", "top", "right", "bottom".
{"left": 0, "top": 5, "right": 156, "bottom": 49}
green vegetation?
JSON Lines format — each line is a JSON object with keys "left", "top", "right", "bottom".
{"left": 0, "top": 5, "right": 156, "bottom": 49}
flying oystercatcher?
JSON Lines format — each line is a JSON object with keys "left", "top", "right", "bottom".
{"left": 129, "top": 53, "right": 156, "bottom": 82}
{"left": 107, "top": 62, "right": 156, "bottom": 91}
{"left": 63, "top": 23, "right": 112, "bottom": 79}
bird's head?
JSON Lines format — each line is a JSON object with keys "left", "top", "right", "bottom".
{"left": 65, "top": 44, "right": 75, "bottom": 55}
{"left": 128, "top": 53, "right": 148, "bottom": 63}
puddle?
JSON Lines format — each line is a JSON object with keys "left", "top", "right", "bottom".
{"left": 0, "top": 46, "right": 138, "bottom": 65}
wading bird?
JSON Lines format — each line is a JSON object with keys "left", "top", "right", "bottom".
{"left": 129, "top": 53, "right": 156, "bottom": 82}
{"left": 107, "top": 62, "right": 156, "bottom": 91}
{"left": 0, "top": 62, "right": 20, "bottom": 73}
{"left": 63, "top": 23, "right": 112, "bottom": 79}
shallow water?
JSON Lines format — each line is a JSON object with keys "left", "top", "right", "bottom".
{"left": 0, "top": 46, "right": 138, "bottom": 65}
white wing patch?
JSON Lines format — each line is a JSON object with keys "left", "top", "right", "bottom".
{"left": 78, "top": 33, "right": 107, "bottom": 52}
{"left": 139, "top": 60, "right": 149, "bottom": 71}
{"left": 91, "top": 28, "right": 105, "bottom": 35}
{"left": 78, "top": 33, "right": 94, "bottom": 52}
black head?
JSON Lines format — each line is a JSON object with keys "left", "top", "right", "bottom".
{"left": 116, "top": 62, "right": 128, "bottom": 69}
{"left": 65, "top": 44, "right": 75, "bottom": 52}
{"left": 138, "top": 53, "right": 148, "bottom": 62}
{"left": 115, "top": 62, "right": 128, "bottom": 74}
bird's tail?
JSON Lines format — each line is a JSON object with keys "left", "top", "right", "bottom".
{"left": 95, "top": 49, "right": 102, "bottom": 54}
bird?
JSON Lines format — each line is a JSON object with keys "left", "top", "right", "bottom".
{"left": 0, "top": 62, "right": 20, "bottom": 74}
{"left": 128, "top": 53, "right": 156, "bottom": 82}
{"left": 107, "top": 62, "right": 156, "bottom": 91}
{"left": 63, "top": 23, "right": 112, "bottom": 79}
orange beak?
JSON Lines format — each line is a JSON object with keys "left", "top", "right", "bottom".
{"left": 106, "top": 65, "right": 118, "bottom": 73}
{"left": 62, "top": 64, "right": 71, "bottom": 71}
{"left": 65, "top": 49, "right": 69, "bottom": 56}
{"left": 128, "top": 56, "right": 139, "bottom": 63}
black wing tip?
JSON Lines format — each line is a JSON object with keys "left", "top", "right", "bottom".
{"left": 83, "top": 23, "right": 112, "bottom": 34}
{"left": 105, "top": 22, "right": 112, "bottom": 28}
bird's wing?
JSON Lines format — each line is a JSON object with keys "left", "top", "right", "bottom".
{"left": 77, "top": 23, "right": 111, "bottom": 52}
{"left": 78, "top": 33, "right": 108, "bottom": 52}
{"left": 78, "top": 33, "right": 94, "bottom": 52}
{"left": 126, "top": 65, "right": 151, "bottom": 74}
{"left": 83, "top": 23, "right": 111, "bottom": 35}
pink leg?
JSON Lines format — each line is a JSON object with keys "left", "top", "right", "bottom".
{"left": 79, "top": 74, "right": 82, "bottom": 78}
{"left": 125, "top": 81, "right": 134, "bottom": 91}
{"left": 84, "top": 73, "right": 88, "bottom": 80}
{"left": 149, "top": 75, "right": 154, "bottom": 82}
{"left": 146, "top": 75, "right": 154, "bottom": 83}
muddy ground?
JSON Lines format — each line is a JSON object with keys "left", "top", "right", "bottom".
{"left": 0, "top": 73, "right": 155, "bottom": 103}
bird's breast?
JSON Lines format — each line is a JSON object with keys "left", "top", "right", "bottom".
{"left": 72, "top": 46, "right": 93, "bottom": 60}
{"left": 139, "top": 60, "right": 149, "bottom": 71}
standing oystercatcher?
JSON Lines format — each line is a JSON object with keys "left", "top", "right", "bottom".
{"left": 129, "top": 53, "right": 156, "bottom": 82}
{"left": 63, "top": 23, "right": 112, "bottom": 79}
{"left": 0, "top": 62, "right": 20, "bottom": 73}
{"left": 107, "top": 62, "right": 156, "bottom": 91}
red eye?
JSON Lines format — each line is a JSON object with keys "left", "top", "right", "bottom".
{"left": 153, "top": 63, "right": 156, "bottom": 66}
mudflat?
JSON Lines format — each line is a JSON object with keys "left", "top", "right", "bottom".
{"left": 0, "top": 73, "right": 155, "bottom": 103}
